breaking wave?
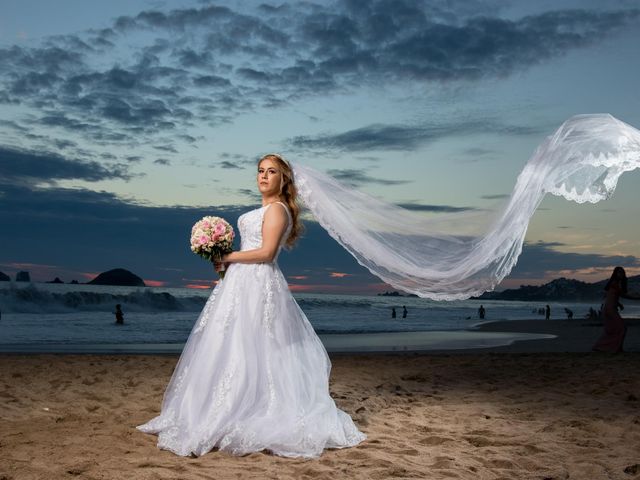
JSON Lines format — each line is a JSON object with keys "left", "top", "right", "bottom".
{"left": 0, "top": 284, "right": 206, "bottom": 313}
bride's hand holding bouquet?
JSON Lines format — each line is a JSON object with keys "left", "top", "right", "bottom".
{"left": 190, "top": 216, "right": 235, "bottom": 279}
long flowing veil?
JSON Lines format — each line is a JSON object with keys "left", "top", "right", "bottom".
{"left": 292, "top": 114, "right": 640, "bottom": 300}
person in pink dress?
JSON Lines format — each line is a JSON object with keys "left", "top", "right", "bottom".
{"left": 593, "top": 267, "right": 640, "bottom": 353}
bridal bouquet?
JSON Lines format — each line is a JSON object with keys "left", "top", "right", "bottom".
{"left": 190, "top": 216, "right": 235, "bottom": 279}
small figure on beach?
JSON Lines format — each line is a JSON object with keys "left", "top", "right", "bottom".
{"left": 391, "top": 307, "right": 396, "bottom": 319}
{"left": 402, "top": 306, "right": 407, "bottom": 318}
{"left": 593, "top": 266, "right": 640, "bottom": 353}
{"left": 545, "top": 304, "right": 551, "bottom": 320}
{"left": 564, "top": 308, "right": 573, "bottom": 320}
{"left": 114, "top": 304, "right": 124, "bottom": 325}
{"left": 478, "top": 305, "right": 486, "bottom": 319}
{"left": 587, "top": 307, "right": 598, "bottom": 321}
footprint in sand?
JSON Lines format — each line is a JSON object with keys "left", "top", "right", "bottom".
{"left": 392, "top": 448, "right": 420, "bottom": 456}
{"left": 65, "top": 461, "right": 93, "bottom": 476}
{"left": 293, "top": 466, "right": 326, "bottom": 477}
{"left": 464, "top": 436, "right": 513, "bottom": 447}
{"left": 345, "top": 450, "right": 370, "bottom": 461}
{"left": 487, "top": 458, "right": 517, "bottom": 469}
{"left": 418, "top": 436, "right": 453, "bottom": 446}
{"left": 624, "top": 464, "right": 639, "bottom": 475}
{"left": 136, "top": 461, "right": 166, "bottom": 468}
{"left": 430, "top": 456, "right": 455, "bottom": 469}
{"left": 370, "top": 466, "right": 421, "bottom": 479}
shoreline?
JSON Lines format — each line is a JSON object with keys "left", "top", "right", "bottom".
{"left": 1, "top": 317, "right": 637, "bottom": 354}
{"left": 470, "top": 317, "right": 640, "bottom": 353}
{"left": 0, "top": 330, "right": 555, "bottom": 355}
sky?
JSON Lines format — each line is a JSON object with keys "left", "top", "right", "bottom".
{"left": 1, "top": 0, "right": 640, "bottom": 293}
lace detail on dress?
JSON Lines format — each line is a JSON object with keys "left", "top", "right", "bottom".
{"left": 220, "top": 284, "right": 239, "bottom": 332}
{"left": 172, "top": 366, "right": 189, "bottom": 395}
{"left": 266, "top": 365, "right": 276, "bottom": 415}
{"left": 193, "top": 283, "right": 220, "bottom": 334}
{"left": 263, "top": 275, "right": 276, "bottom": 338}
{"left": 213, "top": 361, "right": 236, "bottom": 412}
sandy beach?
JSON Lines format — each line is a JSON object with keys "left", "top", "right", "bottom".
{"left": 2, "top": 320, "right": 640, "bottom": 479}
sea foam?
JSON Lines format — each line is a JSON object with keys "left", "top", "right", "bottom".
{"left": 0, "top": 284, "right": 206, "bottom": 313}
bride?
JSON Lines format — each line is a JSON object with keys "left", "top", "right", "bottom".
{"left": 137, "top": 153, "right": 366, "bottom": 458}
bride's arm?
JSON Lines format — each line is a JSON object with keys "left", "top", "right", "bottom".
{"left": 222, "top": 205, "right": 288, "bottom": 264}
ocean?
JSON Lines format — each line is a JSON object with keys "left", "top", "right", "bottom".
{"left": 0, "top": 282, "right": 629, "bottom": 353}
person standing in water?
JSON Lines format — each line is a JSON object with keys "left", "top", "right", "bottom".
{"left": 593, "top": 267, "right": 640, "bottom": 353}
{"left": 114, "top": 304, "right": 124, "bottom": 325}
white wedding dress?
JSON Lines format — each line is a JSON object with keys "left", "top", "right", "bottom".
{"left": 137, "top": 202, "right": 366, "bottom": 458}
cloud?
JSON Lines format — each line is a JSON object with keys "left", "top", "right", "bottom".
{"left": 153, "top": 158, "right": 171, "bottom": 165}
{"left": 397, "top": 202, "right": 474, "bottom": 213}
{"left": 219, "top": 161, "right": 243, "bottom": 169}
{"left": 153, "top": 144, "right": 178, "bottom": 153}
{"left": 509, "top": 241, "right": 640, "bottom": 278}
{"left": 215, "top": 153, "right": 258, "bottom": 170}
{"left": 1, "top": 1, "right": 637, "bottom": 155}
{"left": 289, "top": 119, "right": 543, "bottom": 152}
{"left": 460, "top": 147, "right": 497, "bottom": 163}
{"left": 326, "top": 168, "right": 410, "bottom": 186}
{"left": 0, "top": 146, "right": 131, "bottom": 185}
{"left": 236, "top": 188, "right": 261, "bottom": 201}
{"left": 292, "top": 124, "right": 435, "bottom": 152}
{"left": 480, "top": 194, "right": 509, "bottom": 200}
{"left": 329, "top": 272, "right": 353, "bottom": 278}
{"left": 193, "top": 74, "right": 231, "bottom": 87}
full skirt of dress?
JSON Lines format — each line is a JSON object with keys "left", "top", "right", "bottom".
{"left": 136, "top": 261, "right": 366, "bottom": 458}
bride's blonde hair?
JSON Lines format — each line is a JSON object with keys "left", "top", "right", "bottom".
{"left": 258, "top": 153, "right": 303, "bottom": 248}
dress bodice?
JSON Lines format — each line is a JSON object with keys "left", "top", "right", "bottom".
{"left": 237, "top": 202, "right": 292, "bottom": 257}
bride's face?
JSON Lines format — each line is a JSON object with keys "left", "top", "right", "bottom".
{"left": 257, "top": 158, "right": 282, "bottom": 196}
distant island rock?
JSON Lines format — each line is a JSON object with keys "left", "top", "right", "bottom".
{"left": 377, "top": 290, "right": 418, "bottom": 297}
{"left": 88, "top": 268, "right": 146, "bottom": 287}
{"left": 47, "top": 277, "right": 64, "bottom": 284}
{"left": 476, "top": 275, "right": 640, "bottom": 302}
{"left": 0, "top": 271, "right": 9, "bottom": 281}
{"left": 375, "top": 275, "right": 640, "bottom": 302}
{"left": 16, "top": 271, "right": 31, "bottom": 282}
